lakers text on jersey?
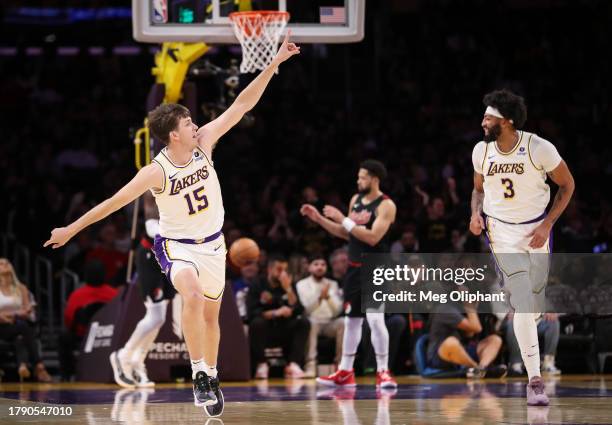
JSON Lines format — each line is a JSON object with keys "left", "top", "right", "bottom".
{"left": 151, "top": 147, "right": 224, "bottom": 240}
{"left": 472, "top": 130, "right": 562, "bottom": 224}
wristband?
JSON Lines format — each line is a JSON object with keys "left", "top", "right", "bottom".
{"left": 145, "top": 219, "right": 160, "bottom": 238}
{"left": 342, "top": 217, "right": 356, "bottom": 232}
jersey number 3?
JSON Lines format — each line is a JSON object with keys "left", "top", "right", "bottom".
{"left": 184, "top": 186, "right": 209, "bottom": 215}
{"left": 501, "top": 178, "right": 515, "bottom": 199}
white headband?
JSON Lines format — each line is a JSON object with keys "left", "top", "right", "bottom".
{"left": 484, "top": 106, "right": 514, "bottom": 124}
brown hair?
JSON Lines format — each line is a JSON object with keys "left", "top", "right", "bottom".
{"left": 147, "top": 103, "right": 191, "bottom": 145}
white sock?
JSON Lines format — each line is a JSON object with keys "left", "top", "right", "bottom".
{"left": 131, "top": 327, "right": 160, "bottom": 366}
{"left": 207, "top": 365, "right": 218, "bottom": 378}
{"left": 339, "top": 317, "right": 363, "bottom": 371}
{"left": 366, "top": 313, "right": 390, "bottom": 372}
{"left": 513, "top": 312, "right": 540, "bottom": 379}
{"left": 122, "top": 301, "right": 167, "bottom": 364}
{"left": 505, "top": 270, "right": 540, "bottom": 380}
{"left": 543, "top": 354, "right": 555, "bottom": 368}
{"left": 191, "top": 358, "right": 207, "bottom": 379}
{"left": 117, "top": 347, "right": 133, "bottom": 365}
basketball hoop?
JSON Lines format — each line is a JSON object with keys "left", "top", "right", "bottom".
{"left": 229, "top": 11, "right": 290, "bottom": 73}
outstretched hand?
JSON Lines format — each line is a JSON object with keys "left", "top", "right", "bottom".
{"left": 300, "top": 204, "right": 322, "bottom": 223}
{"left": 323, "top": 205, "right": 345, "bottom": 223}
{"left": 44, "top": 227, "right": 74, "bottom": 249}
{"left": 273, "top": 30, "right": 300, "bottom": 64}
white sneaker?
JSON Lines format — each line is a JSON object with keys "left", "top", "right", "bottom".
{"left": 132, "top": 362, "right": 155, "bottom": 388}
{"left": 284, "top": 362, "right": 305, "bottom": 379}
{"left": 542, "top": 364, "right": 561, "bottom": 376}
{"left": 255, "top": 363, "right": 269, "bottom": 379}
{"left": 109, "top": 351, "right": 135, "bottom": 389}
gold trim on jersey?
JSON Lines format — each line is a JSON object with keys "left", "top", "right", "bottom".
{"left": 166, "top": 239, "right": 224, "bottom": 301}
{"left": 527, "top": 133, "right": 544, "bottom": 171}
{"left": 151, "top": 159, "right": 166, "bottom": 194}
{"left": 196, "top": 146, "right": 214, "bottom": 168}
{"left": 202, "top": 287, "right": 224, "bottom": 301}
{"left": 485, "top": 217, "right": 506, "bottom": 275}
{"left": 160, "top": 147, "right": 194, "bottom": 169}
{"left": 480, "top": 142, "right": 489, "bottom": 174}
{"left": 164, "top": 239, "right": 200, "bottom": 278}
{"left": 494, "top": 130, "right": 523, "bottom": 155}
{"left": 485, "top": 217, "right": 529, "bottom": 277}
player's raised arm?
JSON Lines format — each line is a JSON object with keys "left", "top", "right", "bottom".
{"left": 44, "top": 163, "right": 163, "bottom": 249}
{"left": 323, "top": 199, "right": 396, "bottom": 247}
{"left": 196, "top": 31, "right": 300, "bottom": 156}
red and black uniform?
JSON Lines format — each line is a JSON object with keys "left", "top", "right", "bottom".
{"left": 344, "top": 193, "right": 390, "bottom": 318}
{"left": 138, "top": 236, "right": 176, "bottom": 302}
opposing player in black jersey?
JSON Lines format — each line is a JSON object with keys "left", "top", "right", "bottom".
{"left": 300, "top": 159, "right": 397, "bottom": 388}
{"left": 110, "top": 192, "right": 176, "bottom": 389}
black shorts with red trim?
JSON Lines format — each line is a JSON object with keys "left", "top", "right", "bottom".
{"left": 136, "top": 240, "right": 176, "bottom": 303}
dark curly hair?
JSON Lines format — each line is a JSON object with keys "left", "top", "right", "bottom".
{"left": 483, "top": 89, "right": 527, "bottom": 129}
{"left": 360, "top": 159, "right": 388, "bottom": 181}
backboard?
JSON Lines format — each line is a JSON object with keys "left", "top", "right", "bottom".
{"left": 133, "top": 0, "right": 365, "bottom": 44}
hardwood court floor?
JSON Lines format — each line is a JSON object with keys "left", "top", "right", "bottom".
{"left": 1, "top": 375, "right": 612, "bottom": 424}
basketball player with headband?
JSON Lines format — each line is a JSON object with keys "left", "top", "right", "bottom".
{"left": 470, "top": 89, "right": 574, "bottom": 406}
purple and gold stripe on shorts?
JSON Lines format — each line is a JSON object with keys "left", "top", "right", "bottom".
{"left": 152, "top": 235, "right": 173, "bottom": 280}
{"left": 152, "top": 235, "right": 199, "bottom": 282}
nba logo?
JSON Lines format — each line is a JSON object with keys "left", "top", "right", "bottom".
{"left": 152, "top": 0, "right": 168, "bottom": 24}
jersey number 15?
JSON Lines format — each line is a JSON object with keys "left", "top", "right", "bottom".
{"left": 184, "top": 186, "right": 209, "bottom": 215}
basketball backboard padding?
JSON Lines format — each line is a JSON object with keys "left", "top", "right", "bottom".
{"left": 133, "top": 0, "right": 365, "bottom": 44}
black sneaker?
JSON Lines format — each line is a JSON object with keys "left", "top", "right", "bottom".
{"left": 193, "top": 371, "right": 217, "bottom": 407}
{"left": 466, "top": 367, "right": 486, "bottom": 379}
{"left": 485, "top": 364, "right": 508, "bottom": 379}
{"left": 204, "top": 376, "right": 224, "bottom": 417}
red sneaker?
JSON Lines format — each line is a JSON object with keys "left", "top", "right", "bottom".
{"left": 316, "top": 369, "right": 356, "bottom": 387}
{"left": 376, "top": 370, "right": 397, "bottom": 389}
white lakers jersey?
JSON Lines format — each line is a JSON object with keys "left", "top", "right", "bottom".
{"left": 472, "top": 131, "right": 562, "bottom": 223}
{"left": 151, "top": 146, "right": 224, "bottom": 239}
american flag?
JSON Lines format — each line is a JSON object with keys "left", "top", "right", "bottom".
{"left": 320, "top": 7, "right": 346, "bottom": 24}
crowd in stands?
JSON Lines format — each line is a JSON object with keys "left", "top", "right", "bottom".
{"left": 1, "top": 1, "right": 611, "bottom": 381}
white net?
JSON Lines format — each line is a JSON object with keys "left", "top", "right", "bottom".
{"left": 229, "top": 11, "right": 289, "bottom": 73}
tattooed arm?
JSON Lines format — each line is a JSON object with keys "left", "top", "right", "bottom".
{"left": 469, "top": 172, "right": 486, "bottom": 235}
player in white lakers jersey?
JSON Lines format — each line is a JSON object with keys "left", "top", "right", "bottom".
{"left": 470, "top": 89, "right": 574, "bottom": 406}
{"left": 45, "top": 33, "right": 300, "bottom": 416}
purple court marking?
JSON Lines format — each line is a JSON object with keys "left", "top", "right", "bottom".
{"left": 1, "top": 382, "right": 612, "bottom": 405}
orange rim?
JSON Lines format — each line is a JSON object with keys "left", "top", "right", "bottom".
{"left": 229, "top": 11, "right": 290, "bottom": 22}
{"left": 229, "top": 11, "right": 290, "bottom": 38}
